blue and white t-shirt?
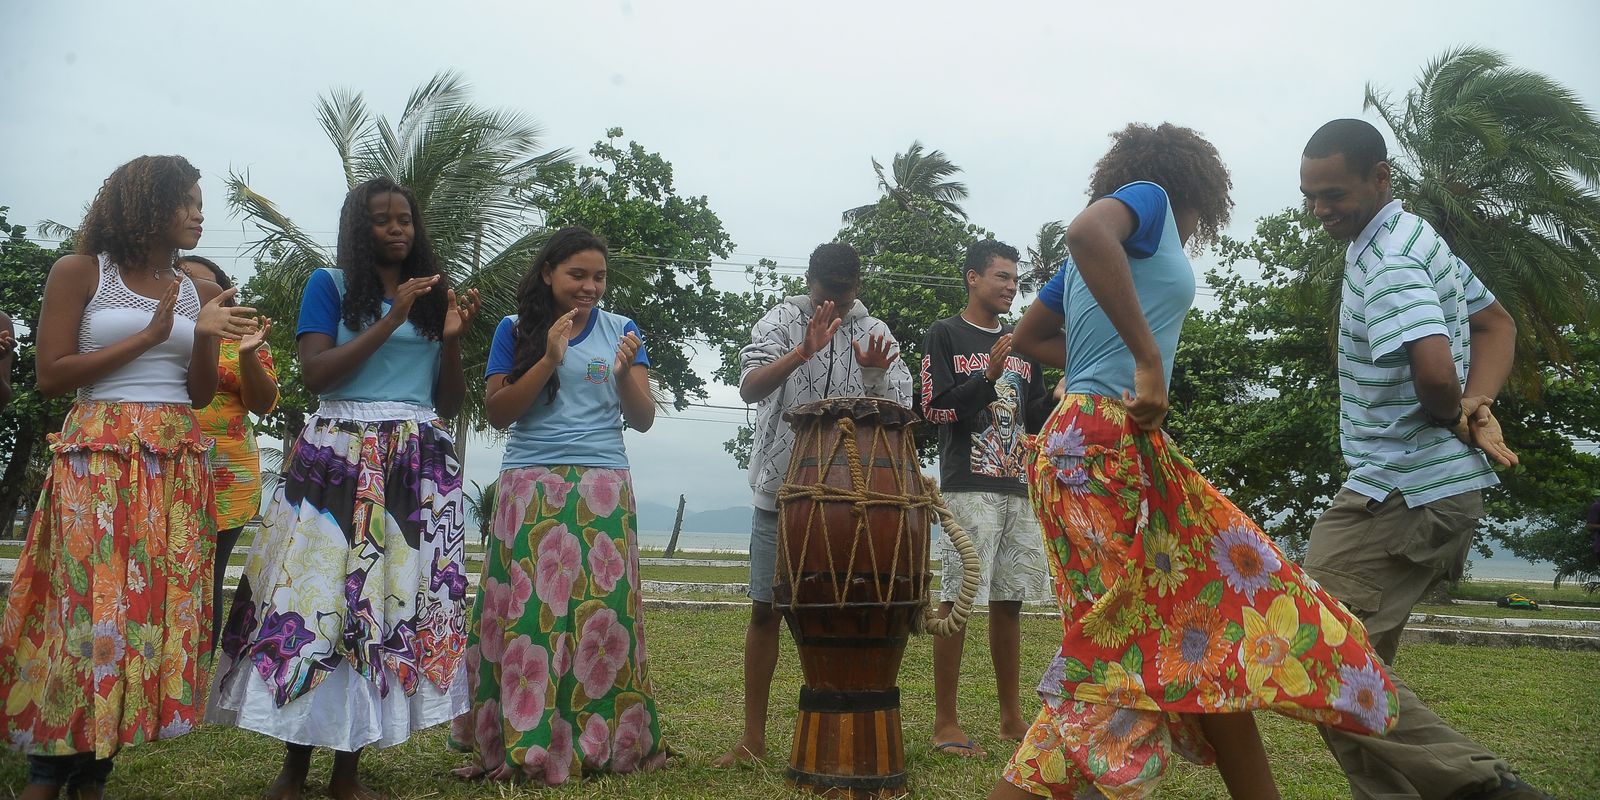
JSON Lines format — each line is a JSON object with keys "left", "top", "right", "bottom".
{"left": 485, "top": 310, "right": 650, "bottom": 470}
{"left": 296, "top": 267, "right": 441, "bottom": 407}
{"left": 1037, "top": 181, "right": 1195, "bottom": 398}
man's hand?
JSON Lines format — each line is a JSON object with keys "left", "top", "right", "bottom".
{"left": 1464, "top": 400, "right": 1519, "bottom": 468}
{"left": 852, "top": 333, "right": 900, "bottom": 370}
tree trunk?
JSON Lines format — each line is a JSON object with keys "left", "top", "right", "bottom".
{"left": 454, "top": 416, "right": 470, "bottom": 471}
{"left": 664, "top": 494, "right": 687, "bottom": 557}
{"left": 0, "top": 417, "right": 39, "bottom": 540}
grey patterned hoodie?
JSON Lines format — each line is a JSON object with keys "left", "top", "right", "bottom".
{"left": 738, "top": 295, "right": 914, "bottom": 510}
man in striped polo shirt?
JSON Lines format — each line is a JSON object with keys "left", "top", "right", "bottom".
{"left": 1299, "top": 119, "right": 1543, "bottom": 800}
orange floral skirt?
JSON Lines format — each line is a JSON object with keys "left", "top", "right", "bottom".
{"left": 1002, "top": 395, "right": 1396, "bottom": 798}
{"left": 0, "top": 402, "right": 215, "bottom": 757}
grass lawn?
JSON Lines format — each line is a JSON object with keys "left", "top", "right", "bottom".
{"left": 1413, "top": 602, "right": 1600, "bottom": 621}
{"left": 2, "top": 609, "right": 1595, "bottom": 799}
{"left": 1450, "top": 579, "right": 1599, "bottom": 605}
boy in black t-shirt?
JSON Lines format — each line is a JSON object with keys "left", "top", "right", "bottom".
{"left": 919, "top": 240, "right": 1052, "bottom": 756}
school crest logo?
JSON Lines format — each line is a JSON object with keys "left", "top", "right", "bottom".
{"left": 585, "top": 358, "right": 610, "bottom": 384}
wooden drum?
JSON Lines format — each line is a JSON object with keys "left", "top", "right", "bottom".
{"left": 774, "top": 396, "right": 933, "bottom": 799}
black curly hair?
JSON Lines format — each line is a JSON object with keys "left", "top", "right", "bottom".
{"left": 1087, "top": 123, "right": 1234, "bottom": 249}
{"left": 807, "top": 242, "right": 861, "bottom": 291}
{"left": 77, "top": 155, "right": 201, "bottom": 267}
{"left": 177, "top": 254, "right": 233, "bottom": 306}
{"left": 964, "top": 239, "right": 1020, "bottom": 275}
{"left": 508, "top": 226, "right": 609, "bottom": 404}
{"left": 335, "top": 177, "right": 446, "bottom": 339}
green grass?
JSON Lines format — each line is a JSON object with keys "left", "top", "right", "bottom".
{"left": 1449, "top": 579, "right": 1599, "bottom": 605}
{"left": 1414, "top": 603, "right": 1600, "bottom": 621}
{"left": 1, "top": 609, "right": 1595, "bottom": 799}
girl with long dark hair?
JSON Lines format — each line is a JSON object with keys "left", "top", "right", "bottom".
{"left": 209, "top": 177, "right": 480, "bottom": 800}
{"left": 0, "top": 155, "right": 256, "bottom": 799}
{"left": 449, "top": 226, "right": 668, "bottom": 785}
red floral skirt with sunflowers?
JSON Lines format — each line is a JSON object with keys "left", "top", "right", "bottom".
{"left": 1002, "top": 394, "right": 1397, "bottom": 798}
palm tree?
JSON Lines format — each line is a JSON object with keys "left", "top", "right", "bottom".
{"left": 1025, "top": 220, "right": 1068, "bottom": 290}
{"left": 1362, "top": 47, "right": 1600, "bottom": 372}
{"left": 230, "top": 71, "right": 573, "bottom": 447}
{"left": 843, "top": 140, "right": 969, "bottom": 223}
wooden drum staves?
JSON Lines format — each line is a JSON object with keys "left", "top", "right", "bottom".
{"left": 774, "top": 396, "right": 939, "bottom": 799}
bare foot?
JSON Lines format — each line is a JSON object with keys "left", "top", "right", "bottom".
{"left": 328, "top": 774, "right": 388, "bottom": 800}
{"left": 262, "top": 772, "right": 307, "bottom": 800}
{"left": 711, "top": 740, "right": 766, "bottom": 768}
{"left": 998, "top": 722, "right": 1031, "bottom": 743}
{"left": 484, "top": 763, "right": 519, "bottom": 782}
{"left": 450, "top": 764, "right": 487, "bottom": 781}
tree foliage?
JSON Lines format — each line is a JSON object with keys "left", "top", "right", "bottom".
{"left": 532, "top": 129, "right": 752, "bottom": 410}
{"left": 0, "top": 209, "right": 75, "bottom": 537}
{"left": 229, "top": 71, "right": 572, "bottom": 441}
{"left": 1360, "top": 47, "right": 1600, "bottom": 374}
{"left": 1173, "top": 209, "right": 1600, "bottom": 581}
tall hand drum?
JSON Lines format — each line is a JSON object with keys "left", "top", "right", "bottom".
{"left": 775, "top": 397, "right": 976, "bottom": 799}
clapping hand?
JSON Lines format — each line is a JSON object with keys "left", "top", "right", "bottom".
{"left": 986, "top": 334, "right": 1014, "bottom": 381}
{"left": 614, "top": 331, "right": 643, "bottom": 374}
{"left": 852, "top": 332, "right": 900, "bottom": 370}
{"left": 444, "top": 288, "right": 480, "bottom": 341}
{"left": 197, "top": 287, "right": 259, "bottom": 339}
{"left": 386, "top": 275, "right": 439, "bottom": 321}
{"left": 545, "top": 309, "right": 580, "bottom": 366}
{"left": 240, "top": 318, "right": 272, "bottom": 354}
{"left": 0, "top": 329, "right": 16, "bottom": 356}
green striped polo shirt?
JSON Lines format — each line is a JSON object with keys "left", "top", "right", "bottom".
{"left": 1337, "top": 199, "right": 1498, "bottom": 508}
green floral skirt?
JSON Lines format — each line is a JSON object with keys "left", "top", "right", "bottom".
{"left": 450, "top": 465, "right": 666, "bottom": 785}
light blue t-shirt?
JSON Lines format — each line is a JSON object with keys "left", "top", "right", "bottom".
{"left": 485, "top": 311, "right": 650, "bottom": 470}
{"left": 296, "top": 268, "right": 442, "bottom": 407}
{"left": 1037, "top": 181, "right": 1195, "bottom": 398}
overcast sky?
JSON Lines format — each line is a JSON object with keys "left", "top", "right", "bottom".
{"left": 5, "top": 0, "right": 1597, "bottom": 518}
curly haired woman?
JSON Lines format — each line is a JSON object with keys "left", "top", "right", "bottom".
{"left": 995, "top": 124, "right": 1399, "bottom": 799}
{"left": 208, "top": 177, "right": 479, "bottom": 800}
{"left": 0, "top": 155, "right": 257, "bottom": 799}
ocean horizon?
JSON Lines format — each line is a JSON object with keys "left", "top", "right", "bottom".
{"left": 638, "top": 529, "right": 1564, "bottom": 583}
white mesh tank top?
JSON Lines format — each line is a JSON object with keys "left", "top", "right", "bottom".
{"left": 77, "top": 253, "right": 201, "bottom": 403}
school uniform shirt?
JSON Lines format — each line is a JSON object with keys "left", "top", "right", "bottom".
{"left": 920, "top": 315, "right": 1050, "bottom": 495}
{"left": 296, "top": 268, "right": 441, "bottom": 407}
{"left": 1038, "top": 181, "right": 1194, "bottom": 398}
{"left": 485, "top": 311, "right": 649, "bottom": 470}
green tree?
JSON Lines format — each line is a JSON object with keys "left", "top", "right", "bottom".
{"left": 532, "top": 129, "right": 752, "bottom": 410}
{"left": 1025, "top": 220, "right": 1068, "bottom": 289}
{"left": 228, "top": 71, "right": 573, "bottom": 443}
{"left": 1359, "top": 47, "right": 1600, "bottom": 368}
{"left": 719, "top": 140, "right": 992, "bottom": 468}
{"left": 843, "top": 140, "right": 970, "bottom": 223}
{"left": 0, "top": 209, "right": 75, "bottom": 537}
{"left": 1173, "top": 209, "right": 1600, "bottom": 580}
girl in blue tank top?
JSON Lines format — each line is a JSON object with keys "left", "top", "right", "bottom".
{"left": 449, "top": 226, "right": 669, "bottom": 785}
{"left": 210, "top": 177, "right": 481, "bottom": 800}
{"left": 998, "top": 124, "right": 1397, "bottom": 799}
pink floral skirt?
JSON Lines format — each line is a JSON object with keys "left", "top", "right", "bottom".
{"left": 449, "top": 465, "right": 666, "bottom": 785}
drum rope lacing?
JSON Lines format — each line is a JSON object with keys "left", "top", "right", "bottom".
{"left": 776, "top": 416, "right": 980, "bottom": 637}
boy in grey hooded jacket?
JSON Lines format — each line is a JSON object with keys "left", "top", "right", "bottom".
{"left": 714, "top": 243, "right": 913, "bottom": 767}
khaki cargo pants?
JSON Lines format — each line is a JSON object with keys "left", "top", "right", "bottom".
{"left": 1303, "top": 489, "right": 1510, "bottom": 800}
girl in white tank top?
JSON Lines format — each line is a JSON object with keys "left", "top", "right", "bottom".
{"left": 0, "top": 155, "right": 257, "bottom": 796}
